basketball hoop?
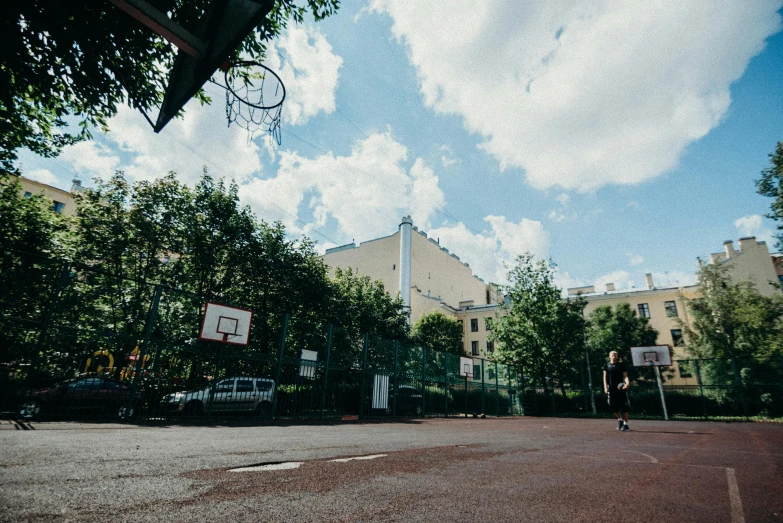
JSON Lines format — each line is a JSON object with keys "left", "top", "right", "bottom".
{"left": 222, "top": 61, "right": 286, "bottom": 144}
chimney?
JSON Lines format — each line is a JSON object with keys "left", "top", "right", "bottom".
{"left": 645, "top": 273, "right": 654, "bottom": 290}
{"left": 399, "top": 216, "right": 413, "bottom": 324}
{"left": 724, "top": 240, "right": 736, "bottom": 259}
{"left": 606, "top": 283, "right": 615, "bottom": 292}
{"left": 70, "top": 179, "right": 83, "bottom": 193}
{"left": 737, "top": 237, "right": 756, "bottom": 252}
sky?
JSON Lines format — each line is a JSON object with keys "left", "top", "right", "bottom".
{"left": 16, "top": 0, "right": 783, "bottom": 293}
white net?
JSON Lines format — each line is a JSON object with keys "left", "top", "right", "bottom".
{"left": 224, "top": 62, "right": 285, "bottom": 144}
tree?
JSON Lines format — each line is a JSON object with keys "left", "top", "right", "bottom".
{"left": 411, "top": 311, "right": 463, "bottom": 356}
{"left": 755, "top": 141, "right": 783, "bottom": 252}
{"left": 0, "top": 172, "right": 74, "bottom": 364}
{"left": 585, "top": 302, "right": 658, "bottom": 382}
{"left": 491, "top": 254, "right": 586, "bottom": 396}
{"left": 681, "top": 263, "right": 783, "bottom": 361}
{"left": 1, "top": 0, "right": 340, "bottom": 173}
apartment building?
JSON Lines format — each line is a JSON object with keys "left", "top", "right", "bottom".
{"left": 18, "top": 176, "right": 83, "bottom": 216}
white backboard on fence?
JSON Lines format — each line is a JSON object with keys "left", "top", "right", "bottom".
{"left": 630, "top": 345, "right": 672, "bottom": 367}
{"left": 199, "top": 302, "right": 253, "bottom": 345}
{"left": 300, "top": 349, "right": 318, "bottom": 378}
{"left": 459, "top": 357, "right": 474, "bottom": 378}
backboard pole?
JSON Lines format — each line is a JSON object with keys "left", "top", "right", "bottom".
{"left": 654, "top": 365, "right": 669, "bottom": 421}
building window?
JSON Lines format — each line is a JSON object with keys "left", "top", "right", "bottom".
{"left": 664, "top": 301, "right": 678, "bottom": 317}
{"left": 488, "top": 368, "right": 495, "bottom": 380}
{"left": 392, "top": 264, "right": 396, "bottom": 270}
{"left": 486, "top": 341, "right": 494, "bottom": 352}
{"left": 670, "top": 329, "right": 683, "bottom": 346}
{"left": 484, "top": 317, "right": 493, "bottom": 331}
{"left": 473, "top": 364, "right": 480, "bottom": 378}
{"left": 52, "top": 201, "right": 65, "bottom": 214}
{"left": 678, "top": 361, "right": 693, "bottom": 379}
{"left": 23, "top": 191, "right": 32, "bottom": 198}
{"left": 638, "top": 303, "right": 650, "bottom": 318}
{"left": 471, "top": 341, "right": 479, "bottom": 355}
{"left": 470, "top": 318, "right": 479, "bottom": 332}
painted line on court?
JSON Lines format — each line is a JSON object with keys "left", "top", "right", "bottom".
{"left": 628, "top": 442, "right": 783, "bottom": 457}
{"left": 329, "top": 454, "right": 387, "bottom": 463}
{"left": 620, "top": 450, "right": 658, "bottom": 463}
{"left": 230, "top": 462, "right": 303, "bottom": 472}
{"left": 726, "top": 468, "right": 745, "bottom": 523}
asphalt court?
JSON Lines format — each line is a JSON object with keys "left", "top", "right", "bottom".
{"left": 1, "top": 417, "right": 781, "bottom": 521}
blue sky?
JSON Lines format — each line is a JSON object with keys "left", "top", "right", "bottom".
{"left": 17, "top": 1, "right": 783, "bottom": 291}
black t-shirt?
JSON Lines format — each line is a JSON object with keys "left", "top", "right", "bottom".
{"left": 604, "top": 362, "right": 626, "bottom": 388}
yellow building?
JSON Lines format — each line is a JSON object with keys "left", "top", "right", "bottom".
{"left": 322, "top": 217, "right": 503, "bottom": 358}
{"left": 19, "top": 176, "right": 83, "bottom": 216}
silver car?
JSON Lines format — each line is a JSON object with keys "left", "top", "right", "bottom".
{"left": 160, "top": 377, "right": 275, "bottom": 416}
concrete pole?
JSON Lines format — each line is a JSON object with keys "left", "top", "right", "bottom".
{"left": 399, "top": 216, "right": 412, "bottom": 324}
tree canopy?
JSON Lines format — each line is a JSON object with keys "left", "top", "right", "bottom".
{"left": 491, "top": 254, "right": 586, "bottom": 392}
{"left": 1, "top": 0, "right": 340, "bottom": 173}
{"left": 681, "top": 263, "right": 783, "bottom": 360}
{"left": 755, "top": 141, "right": 783, "bottom": 252}
{"left": 411, "top": 311, "right": 463, "bottom": 357}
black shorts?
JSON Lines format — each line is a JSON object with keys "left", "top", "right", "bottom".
{"left": 608, "top": 390, "right": 630, "bottom": 412}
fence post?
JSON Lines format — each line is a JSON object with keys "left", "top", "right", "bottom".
{"left": 694, "top": 359, "right": 708, "bottom": 420}
{"left": 320, "top": 323, "right": 333, "bottom": 419}
{"left": 420, "top": 345, "right": 426, "bottom": 417}
{"left": 731, "top": 357, "right": 749, "bottom": 419}
{"left": 273, "top": 313, "right": 288, "bottom": 418}
{"left": 481, "top": 359, "right": 486, "bottom": 414}
{"left": 359, "top": 333, "right": 369, "bottom": 418}
{"left": 125, "top": 283, "right": 163, "bottom": 417}
{"left": 444, "top": 353, "right": 449, "bottom": 418}
{"left": 393, "top": 340, "right": 399, "bottom": 417}
{"left": 495, "top": 361, "right": 500, "bottom": 416}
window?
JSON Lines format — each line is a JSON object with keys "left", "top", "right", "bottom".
{"left": 471, "top": 341, "right": 479, "bottom": 355}
{"left": 488, "top": 368, "right": 495, "bottom": 380}
{"left": 214, "top": 379, "right": 234, "bottom": 393}
{"left": 392, "top": 264, "right": 396, "bottom": 270}
{"left": 486, "top": 341, "right": 494, "bottom": 352}
{"left": 256, "top": 380, "right": 273, "bottom": 392}
{"left": 678, "top": 361, "right": 693, "bottom": 378}
{"left": 638, "top": 303, "right": 650, "bottom": 318}
{"left": 235, "top": 380, "right": 254, "bottom": 392}
{"left": 52, "top": 201, "right": 65, "bottom": 214}
{"left": 484, "top": 318, "right": 493, "bottom": 331}
{"left": 665, "top": 301, "right": 678, "bottom": 317}
{"left": 470, "top": 318, "right": 479, "bottom": 332}
{"left": 23, "top": 191, "right": 32, "bottom": 198}
{"left": 473, "top": 364, "right": 481, "bottom": 378}
{"left": 670, "top": 329, "right": 683, "bottom": 346}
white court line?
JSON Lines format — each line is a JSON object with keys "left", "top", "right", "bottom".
{"left": 329, "top": 454, "right": 387, "bottom": 463}
{"left": 619, "top": 450, "right": 658, "bottom": 463}
{"left": 628, "top": 442, "right": 783, "bottom": 457}
{"left": 726, "top": 468, "right": 745, "bottom": 523}
{"left": 230, "top": 462, "right": 303, "bottom": 472}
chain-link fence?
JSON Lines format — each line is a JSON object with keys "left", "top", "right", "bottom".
{"left": 0, "top": 252, "right": 521, "bottom": 422}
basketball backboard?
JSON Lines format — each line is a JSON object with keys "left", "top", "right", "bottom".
{"left": 630, "top": 346, "right": 672, "bottom": 367}
{"left": 111, "top": 0, "right": 276, "bottom": 132}
{"left": 199, "top": 302, "right": 253, "bottom": 345}
{"left": 459, "top": 357, "right": 474, "bottom": 378}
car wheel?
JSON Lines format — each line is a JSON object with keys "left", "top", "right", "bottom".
{"left": 19, "top": 400, "right": 41, "bottom": 420}
{"left": 255, "top": 402, "right": 271, "bottom": 417}
{"left": 117, "top": 404, "right": 135, "bottom": 420}
{"left": 184, "top": 401, "right": 203, "bottom": 416}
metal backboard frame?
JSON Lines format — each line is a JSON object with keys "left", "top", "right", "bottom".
{"left": 630, "top": 345, "right": 672, "bottom": 367}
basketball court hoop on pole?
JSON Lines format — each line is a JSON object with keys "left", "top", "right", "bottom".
{"left": 460, "top": 357, "right": 474, "bottom": 418}
{"left": 631, "top": 345, "right": 672, "bottom": 420}
{"left": 199, "top": 302, "right": 253, "bottom": 346}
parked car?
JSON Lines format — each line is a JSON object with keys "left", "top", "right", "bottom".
{"left": 371, "top": 384, "right": 424, "bottom": 416}
{"left": 159, "top": 376, "right": 275, "bottom": 416}
{"left": 18, "top": 377, "right": 142, "bottom": 420}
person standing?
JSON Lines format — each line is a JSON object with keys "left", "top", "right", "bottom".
{"left": 604, "top": 350, "right": 630, "bottom": 431}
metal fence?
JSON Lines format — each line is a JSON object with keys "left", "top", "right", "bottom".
{"left": 521, "top": 357, "right": 783, "bottom": 420}
{"left": 0, "top": 252, "right": 521, "bottom": 422}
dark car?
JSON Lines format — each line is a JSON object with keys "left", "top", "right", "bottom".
{"left": 18, "top": 377, "right": 142, "bottom": 420}
{"left": 370, "top": 384, "right": 423, "bottom": 416}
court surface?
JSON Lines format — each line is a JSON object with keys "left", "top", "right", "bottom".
{"left": 1, "top": 417, "right": 782, "bottom": 522}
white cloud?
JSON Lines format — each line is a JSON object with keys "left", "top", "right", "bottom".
{"left": 556, "top": 193, "right": 570, "bottom": 207}
{"left": 266, "top": 25, "right": 343, "bottom": 126}
{"left": 429, "top": 216, "right": 550, "bottom": 284}
{"left": 734, "top": 214, "right": 775, "bottom": 246}
{"left": 240, "top": 131, "right": 445, "bottom": 241}
{"left": 58, "top": 141, "right": 120, "bottom": 179}
{"left": 25, "top": 169, "right": 59, "bottom": 187}
{"left": 626, "top": 252, "right": 644, "bottom": 266}
{"left": 370, "top": 1, "right": 782, "bottom": 191}
{"left": 651, "top": 271, "right": 698, "bottom": 288}
{"left": 594, "top": 270, "right": 634, "bottom": 292}
{"left": 548, "top": 210, "right": 566, "bottom": 223}
{"left": 440, "top": 145, "right": 459, "bottom": 168}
